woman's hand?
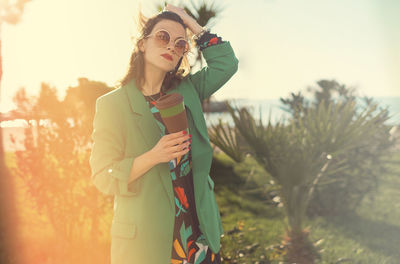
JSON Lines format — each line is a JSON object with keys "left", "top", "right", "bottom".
{"left": 163, "top": 4, "right": 203, "bottom": 35}
{"left": 163, "top": 4, "right": 190, "bottom": 22}
{"left": 150, "top": 130, "right": 191, "bottom": 164}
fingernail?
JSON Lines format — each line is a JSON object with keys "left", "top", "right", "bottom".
{"left": 189, "top": 134, "right": 192, "bottom": 138}
{"left": 182, "top": 131, "right": 187, "bottom": 134}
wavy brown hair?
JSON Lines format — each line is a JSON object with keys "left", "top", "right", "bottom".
{"left": 116, "top": 10, "right": 194, "bottom": 93}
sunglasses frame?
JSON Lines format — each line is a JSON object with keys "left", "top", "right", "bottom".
{"left": 143, "top": 28, "right": 189, "bottom": 56}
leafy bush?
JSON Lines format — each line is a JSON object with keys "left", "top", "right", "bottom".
{"left": 9, "top": 80, "right": 114, "bottom": 263}
{"left": 209, "top": 79, "right": 396, "bottom": 263}
{"left": 280, "top": 80, "right": 397, "bottom": 216}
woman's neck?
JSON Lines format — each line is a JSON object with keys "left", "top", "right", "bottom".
{"left": 142, "top": 62, "right": 166, "bottom": 96}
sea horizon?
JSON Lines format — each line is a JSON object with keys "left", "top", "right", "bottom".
{"left": 1, "top": 96, "right": 399, "bottom": 128}
{"left": 205, "top": 96, "right": 400, "bottom": 127}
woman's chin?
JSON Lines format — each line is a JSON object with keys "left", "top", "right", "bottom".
{"left": 154, "top": 62, "right": 174, "bottom": 73}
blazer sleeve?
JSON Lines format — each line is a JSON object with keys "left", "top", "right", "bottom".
{"left": 188, "top": 40, "right": 239, "bottom": 102}
{"left": 89, "top": 96, "right": 138, "bottom": 197}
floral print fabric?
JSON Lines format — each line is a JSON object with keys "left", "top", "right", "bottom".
{"left": 195, "top": 31, "right": 225, "bottom": 51}
{"left": 143, "top": 91, "right": 221, "bottom": 264}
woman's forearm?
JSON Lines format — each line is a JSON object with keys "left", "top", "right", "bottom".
{"left": 128, "top": 150, "right": 158, "bottom": 184}
{"left": 186, "top": 18, "right": 203, "bottom": 35}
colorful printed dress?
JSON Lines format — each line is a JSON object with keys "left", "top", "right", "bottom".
{"left": 142, "top": 29, "right": 225, "bottom": 264}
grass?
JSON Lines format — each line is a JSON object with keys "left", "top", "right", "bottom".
{"left": 211, "top": 151, "right": 400, "bottom": 264}
{"left": 5, "top": 149, "right": 400, "bottom": 263}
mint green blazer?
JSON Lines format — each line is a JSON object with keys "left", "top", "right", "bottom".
{"left": 89, "top": 41, "right": 238, "bottom": 264}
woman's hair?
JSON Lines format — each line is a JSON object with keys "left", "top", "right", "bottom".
{"left": 116, "top": 10, "right": 193, "bottom": 93}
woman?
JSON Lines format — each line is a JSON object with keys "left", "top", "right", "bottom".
{"left": 89, "top": 4, "right": 238, "bottom": 264}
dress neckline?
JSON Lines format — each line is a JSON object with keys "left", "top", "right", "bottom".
{"left": 143, "top": 91, "right": 165, "bottom": 108}
{"left": 143, "top": 90, "right": 164, "bottom": 100}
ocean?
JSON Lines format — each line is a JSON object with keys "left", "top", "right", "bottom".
{"left": 204, "top": 97, "right": 400, "bottom": 127}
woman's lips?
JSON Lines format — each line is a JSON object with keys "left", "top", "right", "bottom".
{"left": 161, "top": 54, "right": 173, "bottom": 61}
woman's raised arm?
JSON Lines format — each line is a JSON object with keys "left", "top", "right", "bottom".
{"left": 189, "top": 33, "right": 239, "bottom": 102}
{"left": 164, "top": 4, "right": 239, "bottom": 102}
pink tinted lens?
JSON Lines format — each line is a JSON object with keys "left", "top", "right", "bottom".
{"left": 175, "top": 39, "right": 188, "bottom": 54}
{"left": 155, "top": 30, "right": 170, "bottom": 45}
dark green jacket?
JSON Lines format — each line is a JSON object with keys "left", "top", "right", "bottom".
{"left": 89, "top": 41, "right": 239, "bottom": 264}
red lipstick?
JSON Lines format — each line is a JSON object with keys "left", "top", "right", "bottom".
{"left": 161, "top": 53, "right": 173, "bottom": 61}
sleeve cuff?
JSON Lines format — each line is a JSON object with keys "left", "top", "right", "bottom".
{"left": 102, "top": 157, "right": 141, "bottom": 196}
{"left": 201, "top": 41, "right": 236, "bottom": 60}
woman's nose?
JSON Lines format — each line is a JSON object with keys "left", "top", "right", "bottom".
{"left": 167, "top": 46, "right": 176, "bottom": 54}
{"left": 166, "top": 41, "right": 175, "bottom": 50}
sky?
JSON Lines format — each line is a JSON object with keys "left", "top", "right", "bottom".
{"left": 1, "top": 0, "right": 399, "bottom": 112}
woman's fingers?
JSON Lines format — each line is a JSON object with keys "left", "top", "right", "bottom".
{"left": 164, "top": 4, "right": 190, "bottom": 24}
{"left": 165, "top": 131, "right": 191, "bottom": 147}
{"left": 162, "top": 141, "right": 189, "bottom": 161}
{"left": 153, "top": 130, "right": 191, "bottom": 163}
{"left": 167, "top": 130, "right": 186, "bottom": 139}
{"left": 174, "top": 144, "right": 190, "bottom": 158}
{"left": 169, "top": 140, "right": 190, "bottom": 153}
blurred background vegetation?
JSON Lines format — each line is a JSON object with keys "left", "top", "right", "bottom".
{"left": 3, "top": 76, "right": 399, "bottom": 263}
{"left": 1, "top": 0, "right": 400, "bottom": 264}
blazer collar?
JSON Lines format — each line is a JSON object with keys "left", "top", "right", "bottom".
{"left": 123, "top": 78, "right": 184, "bottom": 116}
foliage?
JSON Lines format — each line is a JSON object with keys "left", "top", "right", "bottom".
{"left": 209, "top": 79, "right": 395, "bottom": 263}
{"left": 0, "top": 0, "right": 32, "bottom": 25}
{"left": 9, "top": 80, "right": 114, "bottom": 263}
{"left": 212, "top": 151, "right": 400, "bottom": 263}
{"left": 280, "top": 80, "right": 397, "bottom": 216}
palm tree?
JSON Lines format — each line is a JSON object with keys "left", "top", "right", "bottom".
{"left": 208, "top": 96, "right": 389, "bottom": 263}
{"left": 0, "top": 1, "right": 32, "bottom": 263}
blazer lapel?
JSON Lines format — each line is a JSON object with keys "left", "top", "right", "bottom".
{"left": 123, "top": 78, "right": 191, "bottom": 145}
{"left": 123, "top": 78, "right": 207, "bottom": 213}
{"left": 123, "top": 79, "right": 175, "bottom": 212}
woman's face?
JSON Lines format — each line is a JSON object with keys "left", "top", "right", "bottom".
{"left": 139, "top": 19, "right": 187, "bottom": 73}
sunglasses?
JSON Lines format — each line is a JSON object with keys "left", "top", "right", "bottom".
{"left": 144, "top": 29, "right": 189, "bottom": 56}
